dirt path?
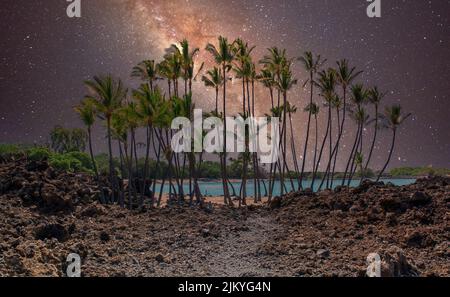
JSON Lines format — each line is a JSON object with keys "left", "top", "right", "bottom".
{"left": 203, "top": 212, "right": 279, "bottom": 277}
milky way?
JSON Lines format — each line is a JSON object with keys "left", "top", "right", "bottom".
{"left": 0, "top": 0, "right": 449, "bottom": 170}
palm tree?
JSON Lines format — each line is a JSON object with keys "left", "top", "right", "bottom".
{"left": 364, "top": 87, "right": 386, "bottom": 177}
{"left": 202, "top": 67, "right": 223, "bottom": 113}
{"left": 342, "top": 84, "right": 368, "bottom": 185}
{"left": 376, "top": 105, "right": 411, "bottom": 181}
{"left": 206, "top": 36, "right": 235, "bottom": 205}
{"left": 329, "top": 94, "right": 343, "bottom": 186}
{"left": 298, "top": 52, "right": 326, "bottom": 190}
{"left": 233, "top": 38, "right": 256, "bottom": 114}
{"left": 275, "top": 62, "right": 297, "bottom": 195}
{"left": 260, "top": 47, "right": 287, "bottom": 108}
{"left": 157, "top": 59, "right": 175, "bottom": 98}
{"left": 111, "top": 109, "right": 129, "bottom": 208}
{"left": 348, "top": 107, "right": 371, "bottom": 184}
{"left": 355, "top": 152, "right": 364, "bottom": 182}
{"left": 311, "top": 69, "right": 336, "bottom": 189}
{"left": 131, "top": 60, "right": 160, "bottom": 91}
{"left": 170, "top": 39, "right": 203, "bottom": 95}
{"left": 74, "top": 99, "right": 99, "bottom": 181}
{"left": 121, "top": 101, "right": 141, "bottom": 207}
{"left": 133, "top": 84, "right": 163, "bottom": 206}
{"left": 258, "top": 68, "right": 276, "bottom": 109}
{"left": 161, "top": 51, "right": 182, "bottom": 97}
{"left": 84, "top": 75, "right": 126, "bottom": 202}
{"left": 260, "top": 48, "right": 289, "bottom": 197}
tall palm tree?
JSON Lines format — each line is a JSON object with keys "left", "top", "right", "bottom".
{"left": 276, "top": 63, "right": 297, "bottom": 195}
{"left": 348, "top": 107, "right": 371, "bottom": 184}
{"left": 260, "top": 47, "right": 287, "bottom": 108}
{"left": 131, "top": 60, "right": 160, "bottom": 91}
{"left": 111, "top": 109, "right": 129, "bottom": 208}
{"left": 133, "top": 84, "right": 163, "bottom": 205}
{"left": 74, "top": 99, "right": 99, "bottom": 181}
{"left": 233, "top": 38, "right": 256, "bottom": 114}
{"left": 84, "top": 75, "right": 126, "bottom": 202}
{"left": 342, "top": 84, "right": 368, "bottom": 185}
{"left": 260, "top": 48, "right": 289, "bottom": 197}
{"left": 364, "top": 87, "right": 386, "bottom": 176}
{"left": 206, "top": 36, "right": 235, "bottom": 205}
{"left": 311, "top": 68, "right": 336, "bottom": 189}
{"left": 121, "top": 101, "right": 141, "bottom": 207}
{"left": 298, "top": 52, "right": 326, "bottom": 190}
{"left": 329, "top": 94, "right": 343, "bottom": 185}
{"left": 157, "top": 59, "right": 175, "bottom": 98}
{"left": 258, "top": 68, "right": 276, "bottom": 109}
{"left": 170, "top": 39, "right": 203, "bottom": 95}
{"left": 161, "top": 51, "right": 182, "bottom": 97}
{"left": 376, "top": 105, "right": 411, "bottom": 181}
{"left": 202, "top": 67, "right": 223, "bottom": 113}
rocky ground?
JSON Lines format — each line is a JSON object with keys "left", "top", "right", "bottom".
{"left": 0, "top": 159, "right": 448, "bottom": 277}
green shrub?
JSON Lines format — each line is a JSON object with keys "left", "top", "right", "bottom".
{"left": 65, "top": 151, "right": 93, "bottom": 170}
{"left": 49, "top": 153, "right": 83, "bottom": 172}
{"left": 95, "top": 153, "right": 121, "bottom": 175}
{"left": 0, "top": 144, "right": 23, "bottom": 160}
{"left": 390, "top": 167, "right": 450, "bottom": 177}
{"left": 27, "top": 147, "right": 51, "bottom": 162}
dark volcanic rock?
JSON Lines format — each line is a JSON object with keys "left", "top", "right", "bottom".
{"left": 35, "top": 224, "right": 69, "bottom": 242}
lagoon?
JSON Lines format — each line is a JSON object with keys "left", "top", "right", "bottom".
{"left": 154, "top": 178, "right": 416, "bottom": 197}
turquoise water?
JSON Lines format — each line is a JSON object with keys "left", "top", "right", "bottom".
{"left": 154, "top": 179, "right": 416, "bottom": 197}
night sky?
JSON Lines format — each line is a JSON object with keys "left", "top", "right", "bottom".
{"left": 0, "top": 0, "right": 449, "bottom": 170}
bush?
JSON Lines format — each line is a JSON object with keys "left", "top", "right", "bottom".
{"left": 0, "top": 144, "right": 23, "bottom": 160}
{"left": 95, "top": 153, "right": 121, "bottom": 176}
{"left": 27, "top": 147, "right": 51, "bottom": 162}
{"left": 65, "top": 151, "right": 93, "bottom": 170}
{"left": 390, "top": 167, "right": 450, "bottom": 177}
{"left": 49, "top": 154, "right": 83, "bottom": 172}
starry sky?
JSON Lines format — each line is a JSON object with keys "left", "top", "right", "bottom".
{"left": 0, "top": 0, "right": 449, "bottom": 170}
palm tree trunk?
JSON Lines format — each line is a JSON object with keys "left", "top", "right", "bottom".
{"left": 289, "top": 112, "right": 301, "bottom": 187}
{"left": 312, "top": 107, "right": 331, "bottom": 189}
{"left": 342, "top": 119, "right": 360, "bottom": 186}
{"left": 106, "top": 117, "right": 115, "bottom": 204}
{"left": 377, "top": 128, "right": 396, "bottom": 182}
{"left": 311, "top": 115, "right": 318, "bottom": 189}
{"left": 241, "top": 78, "right": 248, "bottom": 206}
{"left": 118, "top": 141, "right": 125, "bottom": 208}
{"left": 141, "top": 125, "right": 151, "bottom": 206}
{"left": 128, "top": 144, "right": 134, "bottom": 210}
{"left": 270, "top": 88, "right": 274, "bottom": 109}
{"left": 331, "top": 108, "right": 341, "bottom": 187}
{"left": 281, "top": 91, "right": 288, "bottom": 196}
{"left": 348, "top": 123, "right": 363, "bottom": 185}
{"left": 222, "top": 63, "right": 231, "bottom": 205}
{"left": 327, "top": 109, "right": 333, "bottom": 188}
{"left": 299, "top": 72, "right": 314, "bottom": 190}
{"left": 87, "top": 127, "right": 99, "bottom": 180}
{"left": 151, "top": 130, "right": 161, "bottom": 207}
{"left": 215, "top": 87, "right": 219, "bottom": 114}
{"left": 364, "top": 105, "right": 379, "bottom": 176}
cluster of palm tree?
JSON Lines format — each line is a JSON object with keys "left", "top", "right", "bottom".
{"left": 74, "top": 36, "right": 410, "bottom": 209}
